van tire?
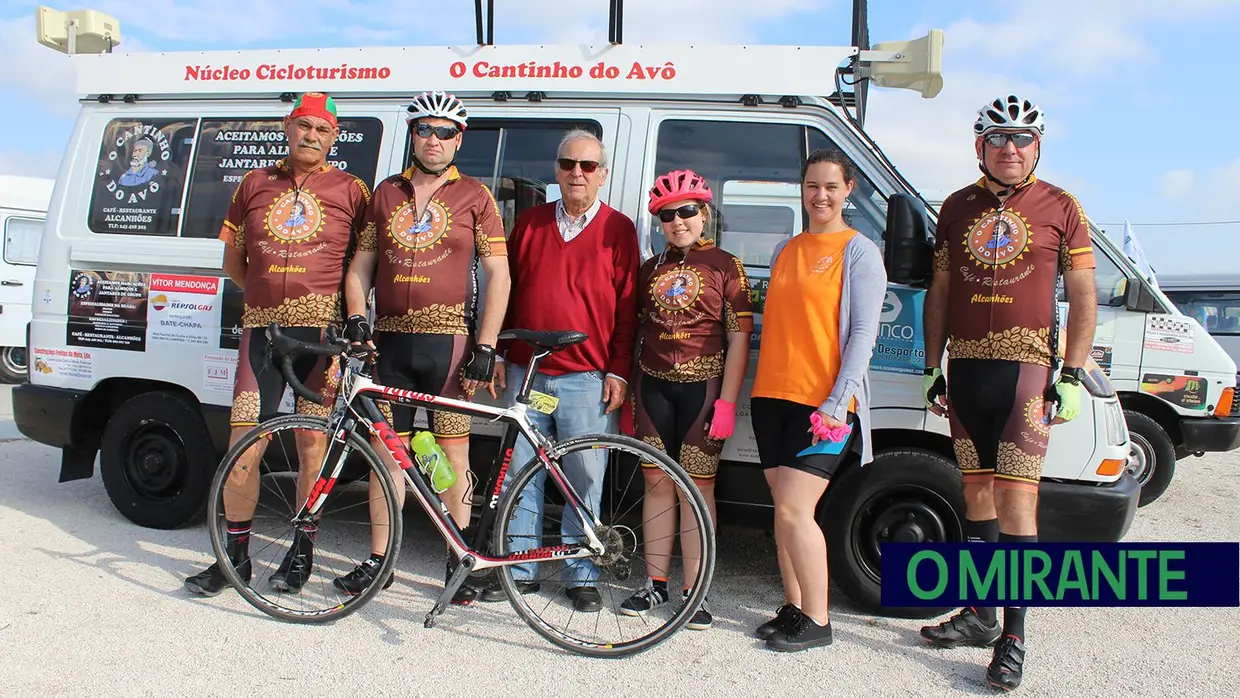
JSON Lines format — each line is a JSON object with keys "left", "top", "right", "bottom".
{"left": 820, "top": 448, "right": 963, "bottom": 619}
{"left": 1124, "top": 410, "right": 1176, "bottom": 508}
{"left": 100, "top": 391, "right": 218, "bottom": 530}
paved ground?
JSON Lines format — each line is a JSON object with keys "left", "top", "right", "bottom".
{"left": 1, "top": 382, "right": 1237, "bottom": 696}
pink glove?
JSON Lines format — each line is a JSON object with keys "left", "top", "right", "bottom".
{"left": 707, "top": 399, "right": 736, "bottom": 440}
{"left": 810, "top": 412, "right": 852, "bottom": 443}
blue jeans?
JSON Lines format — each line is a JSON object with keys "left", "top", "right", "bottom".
{"left": 502, "top": 362, "right": 617, "bottom": 586}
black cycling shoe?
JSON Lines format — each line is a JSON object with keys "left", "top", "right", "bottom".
{"left": 185, "top": 557, "right": 251, "bottom": 597}
{"left": 920, "top": 607, "right": 1001, "bottom": 648}
{"left": 334, "top": 557, "right": 395, "bottom": 597}
{"left": 755, "top": 603, "right": 803, "bottom": 640}
{"left": 987, "top": 635, "right": 1026, "bottom": 692}
{"left": 269, "top": 536, "right": 314, "bottom": 593}
{"left": 765, "top": 613, "right": 833, "bottom": 652}
{"left": 477, "top": 574, "right": 541, "bottom": 603}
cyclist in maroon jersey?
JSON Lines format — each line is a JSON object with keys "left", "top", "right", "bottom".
{"left": 920, "top": 95, "right": 1098, "bottom": 691}
{"left": 617, "top": 170, "right": 754, "bottom": 630}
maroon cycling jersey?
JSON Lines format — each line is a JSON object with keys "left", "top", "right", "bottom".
{"left": 637, "top": 239, "right": 755, "bottom": 382}
{"left": 220, "top": 160, "right": 370, "bottom": 328}
{"left": 360, "top": 166, "right": 507, "bottom": 335}
{"left": 934, "top": 176, "right": 1096, "bottom": 368}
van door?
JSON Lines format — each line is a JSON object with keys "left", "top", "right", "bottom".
{"left": 402, "top": 108, "right": 624, "bottom": 434}
{"left": 0, "top": 213, "right": 43, "bottom": 380}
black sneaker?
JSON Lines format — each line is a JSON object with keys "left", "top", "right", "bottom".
{"left": 683, "top": 589, "right": 712, "bottom": 631}
{"left": 754, "top": 603, "right": 803, "bottom": 640}
{"left": 920, "top": 607, "right": 1001, "bottom": 648}
{"left": 619, "top": 578, "right": 670, "bottom": 617}
{"left": 184, "top": 557, "right": 251, "bottom": 597}
{"left": 987, "top": 635, "right": 1026, "bottom": 691}
{"left": 269, "top": 535, "right": 314, "bottom": 593}
{"left": 334, "top": 557, "right": 395, "bottom": 597}
{"left": 765, "top": 613, "right": 833, "bottom": 652}
{"left": 477, "top": 574, "right": 541, "bottom": 603}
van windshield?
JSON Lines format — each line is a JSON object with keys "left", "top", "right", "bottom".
{"left": 1163, "top": 291, "right": 1240, "bottom": 335}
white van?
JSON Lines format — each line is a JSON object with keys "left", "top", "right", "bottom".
{"left": 0, "top": 175, "right": 54, "bottom": 383}
{"left": 14, "top": 34, "right": 1139, "bottom": 617}
{"left": 924, "top": 198, "right": 1240, "bottom": 507}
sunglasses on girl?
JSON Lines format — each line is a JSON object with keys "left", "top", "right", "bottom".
{"left": 984, "top": 131, "right": 1037, "bottom": 149}
{"left": 557, "top": 158, "right": 601, "bottom": 174}
{"left": 413, "top": 123, "right": 460, "bottom": 140}
{"left": 658, "top": 204, "right": 701, "bottom": 223}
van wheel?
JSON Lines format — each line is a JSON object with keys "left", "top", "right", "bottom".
{"left": 100, "top": 391, "right": 217, "bottom": 529}
{"left": 1124, "top": 410, "right": 1176, "bottom": 507}
{"left": 0, "top": 346, "right": 27, "bottom": 383}
{"left": 820, "top": 448, "right": 963, "bottom": 619}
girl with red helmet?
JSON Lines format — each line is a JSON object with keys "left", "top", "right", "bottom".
{"left": 618, "top": 169, "right": 755, "bottom": 631}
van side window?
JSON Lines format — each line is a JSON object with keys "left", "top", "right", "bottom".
{"left": 427, "top": 120, "right": 604, "bottom": 235}
{"left": 1055, "top": 240, "right": 1128, "bottom": 307}
{"left": 1165, "top": 291, "right": 1240, "bottom": 335}
{"left": 180, "top": 117, "right": 384, "bottom": 239}
{"left": 87, "top": 118, "right": 196, "bottom": 237}
{"left": 652, "top": 120, "right": 885, "bottom": 265}
{"left": 3, "top": 217, "right": 43, "bottom": 266}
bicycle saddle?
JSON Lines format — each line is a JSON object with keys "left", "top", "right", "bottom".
{"left": 499, "top": 329, "right": 589, "bottom": 352}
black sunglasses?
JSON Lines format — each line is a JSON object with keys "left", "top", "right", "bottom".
{"left": 557, "top": 158, "right": 601, "bottom": 174}
{"left": 657, "top": 204, "right": 701, "bottom": 223}
{"left": 413, "top": 122, "right": 460, "bottom": 140}
{"left": 984, "top": 131, "right": 1037, "bottom": 149}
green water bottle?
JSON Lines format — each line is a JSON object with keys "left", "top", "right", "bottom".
{"left": 410, "top": 431, "right": 457, "bottom": 494}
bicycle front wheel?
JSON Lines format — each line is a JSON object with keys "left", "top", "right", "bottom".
{"left": 494, "top": 433, "right": 717, "bottom": 657}
{"left": 206, "top": 414, "right": 402, "bottom": 624}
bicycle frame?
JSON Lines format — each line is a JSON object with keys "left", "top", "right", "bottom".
{"left": 292, "top": 351, "right": 609, "bottom": 573}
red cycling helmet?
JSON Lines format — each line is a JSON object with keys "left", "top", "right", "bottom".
{"left": 648, "top": 169, "right": 713, "bottom": 214}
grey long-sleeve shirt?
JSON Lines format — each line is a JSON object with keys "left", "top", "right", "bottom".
{"left": 769, "top": 232, "right": 887, "bottom": 465}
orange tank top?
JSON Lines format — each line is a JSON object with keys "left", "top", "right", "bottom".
{"left": 752, "top": 229, "right": 858, "bottom": 410}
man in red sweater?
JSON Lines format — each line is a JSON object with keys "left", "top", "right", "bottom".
{"left": 478, "top": 128, "right": 639, "bottom": 612}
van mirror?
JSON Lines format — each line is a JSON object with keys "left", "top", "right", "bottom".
{"left": 1125, "top": 276, "right": 1158, "bottom": 313}
{"left": 884, "top": 193, "right": 931, "bottom": 286}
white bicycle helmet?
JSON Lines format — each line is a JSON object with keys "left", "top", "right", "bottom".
{"left": 405, "top": 90, "right": 468, "bottom": 129}
{"left": 973, "top": 95, "right": 1045, "bottom": 136}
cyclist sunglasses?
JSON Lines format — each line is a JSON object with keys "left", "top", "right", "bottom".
{"left": 984, "top": 131, "right": 1037, "bottom": 148}
{"left": 413, "top": 123, "right": 460, "bottom": 140}
{"left": 658, "top": 204, "right": 701, "bottom": 222}
{"left": 557, "top": 158, "right": 601, "bottom": 173}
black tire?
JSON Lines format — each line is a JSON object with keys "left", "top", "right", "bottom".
{"left": 822, "top": 448, "right": 964, "bottom": 619}
{"left": 0, "top": 346, "right": 26, "bottom": 383}
{"left": 494, "top": 433, "right": 716, "bottom": 658}
{"left": 100, "top": 391, "right": 217, "bottom": 529}
{"left": 207, "top": 414, "right": 402, "bottom": 624}
{"left": 1124, "top": 410, "right": 1177, "bottom": 507}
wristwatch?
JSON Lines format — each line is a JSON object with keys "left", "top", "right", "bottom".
{"left": 1059, "top": 366, "right": 1087, "bottom": 385}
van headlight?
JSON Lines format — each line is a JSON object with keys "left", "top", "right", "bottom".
{"left": 1102, "top": 399, "right": 1127, "bottom": 447}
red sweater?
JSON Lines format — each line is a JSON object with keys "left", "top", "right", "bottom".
{"left": 499, "top": 202, "right": 639, "bottom": 378}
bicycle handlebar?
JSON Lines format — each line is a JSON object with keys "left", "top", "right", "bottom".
{"left": 266, "top": 322, "right": 352, "bottom": 407}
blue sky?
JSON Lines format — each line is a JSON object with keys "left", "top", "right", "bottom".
{"left": 2, "top": 0, "right": 1237, "bottom": 273}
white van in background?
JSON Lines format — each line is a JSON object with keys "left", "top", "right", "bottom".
{"left": 0, "top": 175, "right": 54, "bottom": 383}
{"left": 1157, "top": 273, "right": 1240, "bottom": 373}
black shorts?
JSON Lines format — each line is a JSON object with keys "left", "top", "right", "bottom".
{"left": 230, "top": 326, "right": 339, "bottom": 427}
{"left": 751, "top": 397, "right": 860, "bottom": 480}
{"left": 634, "top": 372, "right": 724, "bottom": 479}
{"left": 946, "top": 358, "right": 1052, "bottom": 492}
{"left": 374, "top": 331, "right": 472, "bottom": 440}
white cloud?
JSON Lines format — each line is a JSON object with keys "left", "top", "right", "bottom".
{"left": 1161, "top": 169, "right": 1196, "bottom": 201}
{"left": 0, "top": 17, "right": 79, "bottom": 116}
{"left": 0, "top": 148, "right": 65, "bottom": 179}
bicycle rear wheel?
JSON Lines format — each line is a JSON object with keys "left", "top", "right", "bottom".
{"left": 206, "top": 414, "right": 401, "bottom": 624}
{"left": 493, "top": 433, "right": 716, "bottom": 657}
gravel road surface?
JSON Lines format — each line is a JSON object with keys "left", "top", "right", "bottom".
{"left": 1, "top": 385, "right": 1237, "bottom": 697}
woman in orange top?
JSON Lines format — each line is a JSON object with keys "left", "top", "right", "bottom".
{"left": 749, "top": 149, "right": 887, "bottom": 652}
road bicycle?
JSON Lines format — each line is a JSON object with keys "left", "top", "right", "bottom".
{"left": 206, "top": 322, "right": 716, "bottom": 657}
